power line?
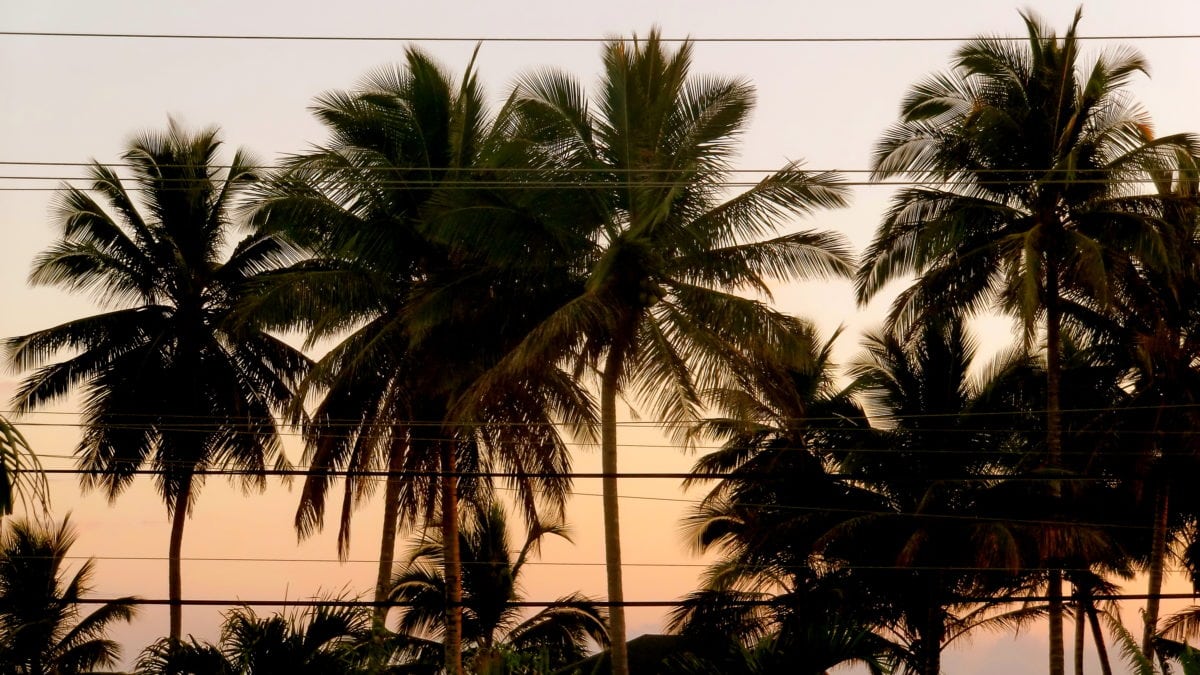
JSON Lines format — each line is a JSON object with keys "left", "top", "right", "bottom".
{"left": 0, "top": 177, "right": 1174, "bottom": 191}
{"left": 9, "top": 400, "right": 1199, "bottom": 425}
{"left": 13, "top": 466, "right": 1142, "bottom": 484}
{"left": 2, "top": 30, "right": 1198, "bottom": 44}
{"left": 21, "top": 465, "right": 1170, "bottom": 533}
{"left": 52, "top": 592, "right": 1200, "bottom": 607}
{"left": 0, "top": 161, "right": 1179, "bottom": 174}
{"left": 47, "top": 555, "right": 1200, "bottom": 575}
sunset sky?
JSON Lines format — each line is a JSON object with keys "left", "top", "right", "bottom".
{"left": 3, "top": 1, "right": 1200, "bottom": 671}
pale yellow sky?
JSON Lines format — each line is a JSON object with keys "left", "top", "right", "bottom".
{"left": 3, "top": 1, "right": 1200, "bottom": 672}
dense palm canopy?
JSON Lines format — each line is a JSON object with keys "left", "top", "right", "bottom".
{"left": 247, "top": 47, "right": 594, "bottom": 673}
{"left": 1078, "top": 150, "right": 1200, "bottom": 657}
{"left": 136, "top": 601, "right": 369, "bottom": 675}
{"left": 388, "top": 502, "right": 607, "bottom": 674}
{"left": 681, "top": 318, "right": 1043, "bottom": 675}
{"left": 857, "top": 9, "right": 1195, "bottom": 673}
{"left": 8, "top": 12, "right": 1200, "bottom": 675}
{"left": 672, "top": 327, "right": 868, "bottom": 669}
{"left": 0, "top": 517, "right": 136, "bottom": 675}
{"left": 680, "top": 322, "right": 874, "bottom": 602}
{"left": 859, "top": 9, "right": 1190, "bottom": 331}
{"left": 4, "top": 121, "right": 311, "bottom": 639}
{"left": 835, "top": 319, "right": 1046, "bottom": 675}
{"left": 480, "top": 29, "right": 854, "bottom": 674}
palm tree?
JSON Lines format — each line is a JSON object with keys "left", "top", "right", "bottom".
{"left": 248, "top": 49, "right": 590, "bottom": 675}
{"left": 678, "top": 321, "right": 883, "bottom": 634}
{"left": 388, "top": 501, "right": 608, "bottom": 674}
{"left": 479, "top": 30, "right": 853, "bottom": 675}
{"left": 220, "top": 603, "right": 369, "bottom": 675}
{"left": 0, "top": 517, "right": 137, "bottom": 675}
{"left": 4, "top": 121, "right": 311, "bottom": 640}
{"left": 0, "top": 416, "right": 48, "bottom": 519}
{"left": 856, "top": 10, "right": 1193, "bottom": 673}
{"left": 136, "top": 636, "right": 232, "bottom": 675}
{"left": 834, "top": 319, "right": 1038, "bottom": 675}
{"left": 1077, "top": 150, "right": 1200, "bottom": 659}
{"left": 1098, "top": 610, "right": 1200, "bottom": 675}
{"left": 137, "top": 601, "right": 369, "bottom": 675}
{"left": 685, "top": 316, "right": 1042, "bottom": 675}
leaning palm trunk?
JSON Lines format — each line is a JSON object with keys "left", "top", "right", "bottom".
{"left": 1087, "top": 601, "right": 1114, "bottom": 675}
{"left": 441, "top": 440, "right": 465, "bottom": 675}
{"left": 600, "top": 347, "right": 630, "bottom": 675}
{"left": 1143, "top": 484, "right": 1170, "bottom": 660}
{"left": 370, "top": 446, "right": 407, "bottom": 666}
{"left": 168, "top": 479, "right": 193, "bottom": 641}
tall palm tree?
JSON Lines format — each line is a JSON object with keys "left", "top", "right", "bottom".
{"left": 248, "top": 49, "right": 590, "bottom": 675}
{"left": 0, "top": 416, "right": 48, "bottom": 519}
{"left": 856, "top": 10, "right": 1192, "bottom": 673}
{"left": 481, "top": 31, "right": 853, "bottom": 674}
{"left": 5, "top": 121, "right": 310, "bottom": 640}
{"left": 388, "top": 501, "right": 608, "bottom": 674}
{"left": 1077, "top": 150, "right": 1200, "bottom": 659}
{"left": 0, "top": 517, "right": 137, "bottom": 675}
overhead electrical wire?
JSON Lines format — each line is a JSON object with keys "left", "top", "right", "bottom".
{"left": 0, "top": 170, "right": 1176, "bottom": 190}
{"left": 13, "top": 466, "right": 1141, "bottom": 486}
{"left": 18, "top": 465, "right": 1175, "bottom": 532}
{"left": 9, "top": 400, "right": 1199, "bottom": 425}
{"left": 0, "top": 160, "right": 1178, "bottom": 174}
{"left": 51, "top": 592, "right": 1200, "bottom": 608}
{"left": 38, "top": 555, "right": 1200, "bottom": 575}
{"left": 3, "top": 30, "right": 1199, "bottom": 43}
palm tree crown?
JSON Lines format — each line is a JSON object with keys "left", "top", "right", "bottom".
{"left": 0, "top": 517, "right": 137, "bottom": 675}
{"left": 389, "top": 502, "right": 608, "bottom": 673}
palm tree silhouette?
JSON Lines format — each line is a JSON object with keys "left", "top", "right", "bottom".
{"left": 488, "top": 30, "right": 853, "bottom": 674}
{"left": 857, "top": 10, "right": 1193, "bottom": 672}
{"left": 388, "top": 502, "right": 607, "bottom": 674}
{"left": 0, "top": 517, "right": 137, "bottom": 674}
{"left": 5, "top": 121, "right": 309, "bottom": 639}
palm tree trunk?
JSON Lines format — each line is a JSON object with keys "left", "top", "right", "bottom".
{"left": 1087, "top": 603, "right": 1114, "bottom": 675}
{"left": 1143, "top": 484, "right": 1170, "bottom": 661}
{"left": 370, "top": 447, "right": 406, "bottom": 669}
{"left": 1047, "top": 570, "right": 1065, "bottom": 675}
{"left": 601, "top": 346, "right": 630, "bottom": 675}
{"left": 920, "top": 604, "right": 944, "bottom": 675}
{"left": 1046, "top": 260, "right": 1066, "bottom": 675}
{"left": 441, "top": 440, "right": 465, "bottom": 675}
{"left": 1074, "top": 593, "right": 1085, "bottom": 675}
{"left": 168, "top": 479, "right": 192, "bottom": 641}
